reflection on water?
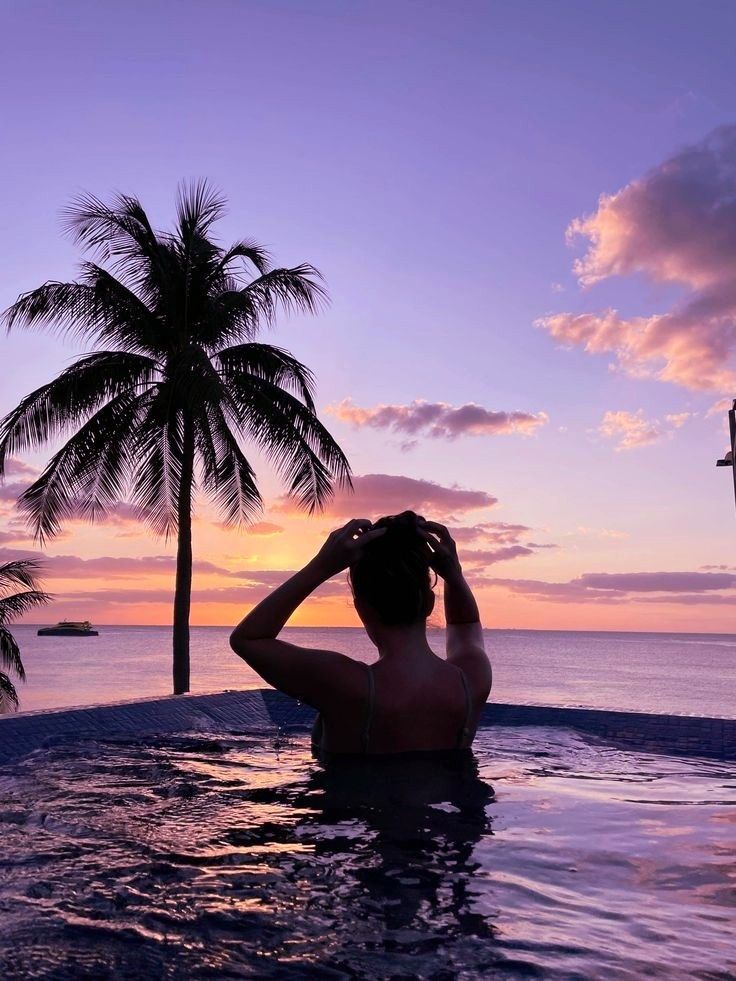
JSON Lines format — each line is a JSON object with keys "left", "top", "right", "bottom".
{"left": 0, "top": 727, "right": 734, "bottom": 979}
{"left": 295, "top": 752, "right": 497, "bottom": 975}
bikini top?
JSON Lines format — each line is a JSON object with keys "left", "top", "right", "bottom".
{"left": 314, "top": 662, "right": 474, "bottom": 756}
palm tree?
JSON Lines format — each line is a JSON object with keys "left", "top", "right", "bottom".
{"left": 0, "top": 560, "right": 50, "bottom": 711}
{"left": 0, "top": 183, "right": 351, "bottom": 694}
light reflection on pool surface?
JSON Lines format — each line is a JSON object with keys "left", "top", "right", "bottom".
{"left": 0, "top": 726, "right": 734, "bottom": 979}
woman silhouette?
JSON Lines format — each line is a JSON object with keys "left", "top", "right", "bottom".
{"left": 230, "top": 512, "right": 492, "bottom": 756}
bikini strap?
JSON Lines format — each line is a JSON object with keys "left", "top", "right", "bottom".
{"left": 362, "top": 663, "right": 375, "bottom": 753}
{"left": 456, "top": 666, "right": 473, "bottom": 748}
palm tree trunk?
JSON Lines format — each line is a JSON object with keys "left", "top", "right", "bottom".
{"left": 172, "top": 416, "right": 195, "bottom": 695}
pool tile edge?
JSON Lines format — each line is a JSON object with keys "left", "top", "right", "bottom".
{"left": 1, "top": 690, "right": 734, "bottom": 763}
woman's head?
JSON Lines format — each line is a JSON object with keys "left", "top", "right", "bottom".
{"left": 349, "top": 511, "right": 435, "bottom": 627}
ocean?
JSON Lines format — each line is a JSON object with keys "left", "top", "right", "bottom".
{"left": 7, "top": 625, "right": 735, "bottom": 718}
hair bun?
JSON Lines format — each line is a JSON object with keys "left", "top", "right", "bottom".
{"left": 349, "top": 510, "right": 435, "bottom": 625}
{"left": 384, "top": 510, "right": 423, "bottom": 536}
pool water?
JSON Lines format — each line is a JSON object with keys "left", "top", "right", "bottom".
{"left": 0, "top": 726, "right": 734, "bottom": 979}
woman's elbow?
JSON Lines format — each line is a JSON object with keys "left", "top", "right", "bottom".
{"left": 230, "top": 627, "right": 254, "bottom": 662}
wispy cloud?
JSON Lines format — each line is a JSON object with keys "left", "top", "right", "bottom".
{"left": 574, "top": 526, "right": 629, "bottom": 540}
{"left": 598, "top": 409, "right": 692, "bottom": 450}
{"left": 482, "top": 569, "right": 736, "bottom": 604}
{"left": 2, "top": 458, "right": 38, "bottom": 479}
{"left": 537, "top": 126, "right": 736, "bottom": 390}
{"left": 450, "top": 522, "right": 532, "bottom": 545}
{"left": 327, "top": 398, "right": 548, "bottom": 440}
{"left": 277, "top": 473, "right": 498, "bottom": 519}
{"left": 243, "top": 522, "right": 284, "bottom": 536}
{"left": 56, "top": 578, "right": 347, "bottom": 607}
{"left": 462, "top": 545, "right": 534, "bottom": 566}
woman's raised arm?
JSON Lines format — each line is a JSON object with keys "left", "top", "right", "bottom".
{"left": 229, "top": 519, "right": 385, "bottom": 705}
{"left": 418, "top": 520, "right": 492, "bottom": 693}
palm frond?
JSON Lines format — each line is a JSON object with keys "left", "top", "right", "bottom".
{"left": 17, "top": 390, "right": 146, "bottom": 541}
{"left": 216, "top": 343, "right": 317, "bottom": 409}
{"left": 226, "top": 375, "right": 352, "bottom": 512}
{"left": 0, "top": 625, "right": 24, "bottom": 677}
{"left": 4, "top": 270, "right": 158, "bottom": 350}
{"left": 0, "top": 351, "right": 157, "bottom": 473}
{"left": 215, "top": 240, "right": 271, "bottom": 279}
{"left": 175, "top": 179, "right": 228, "bottom": 242}
{"left": 0, "top": 559, "right": 44, "bottom": 593}
{"left": 0, "top": 669, "right": 19, "bottom": 712}
{"left": 241, "top": 264, "right": 328, "bottom": 321}
{"left": 203, "top": 265, "right": 327, "bottom": 349}
{"left": 0, "top": 591, "right": 51, "bottom": 631}
{"left": 198, "top": 403, "right": 262, "bottom": 525}
{"left": 62, "top": 190, "right": 159, "bottom": 264}
{"left": 129, "top": 395, "right": 185, "bottom": 538}
{"left": 61, "top": 191, "right": 173, "bottom": 304}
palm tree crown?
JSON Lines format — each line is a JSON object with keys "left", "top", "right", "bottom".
{"left": 0, "top": 183, "right": 351, "bottom": 692}
{"left": 0, "top": 560, "right": 50, "bottom": 711}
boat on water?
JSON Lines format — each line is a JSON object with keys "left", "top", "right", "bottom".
{"left": 37, "top": 620, "right": 99, "bottom": 637}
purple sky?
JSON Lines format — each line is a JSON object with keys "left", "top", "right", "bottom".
{"left": 3, "top": 1, "right": 736, "bottom": 629}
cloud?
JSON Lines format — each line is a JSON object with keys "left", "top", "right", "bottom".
{"left": 0, "top": 480, "right": 29, "bottom": 503}
{"left": 537, "top": 126, "right": 736, "bottom": 390}
{"left": 0, "top": 530, "right": 33, "bottom": 546}
{"left": 277, "top": 473, "right": 497, "bottom": 519}
{"left": 52, "top": 575, "right": 348, "bottom": 606}
{"left": 0, "top": 547, "right": 303, "bottom": 583}
{"left": 482, "top": 569, "right": 736, "bottom": 604}
{"left": 242, "top": 522, "right": 284, "bottom": 536}
{"left": 574, "top": 526, "right": 629, "bottom": 539}
{"left": 665, "top": 412, "right": 692, "bottom": 429}
{"left": 706, "top": 397, "right": 733, "bottom": 418}
{"left": 578, "top": 571, "right": 736, "bottom": 592}
{"left": 598, "top": 409, "right": 692, "bottom": 450}
{"left": 327, "top": 398, "right": 548, "bottom": 440}
{"left": 0, "top": 548, "right": 356, "bottom": 604}
{"left": 450, "top": 522, "right": 531, "bottom": 545}
{"left": 462, "top": 545, "right": 534, "bottom": 566}
{"left": 2, "top": 458, "right": 37, "bottom": 479}
{"left": 599, "top": 410, "right": 663, "bottom": 450}
{"left": 0, "top": 548, "right": 180, "bottom": 579}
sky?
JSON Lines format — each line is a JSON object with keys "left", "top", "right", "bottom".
{"left": 2, "top": 0, "right": 736, "bottom": 630}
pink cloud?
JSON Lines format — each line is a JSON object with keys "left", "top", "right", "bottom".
{"left": 2, "top": 458, "right": 38, "bottom": 479}
{"left": 598, "top": 409, "right": 693, "bottom": 450}
{"left": 599, "top": 410, "right": 662, "bottom": 450}
{"left": 0, "top": 546, "right": 347, "bottom": 593}
{"left": 0, "top": 479, "right": 29, "bottom": 503}
{"left": 538, "top": 127, "right": 736, "bottom": 390}
{"left": 52, "top": 575, "right": 347, "bottom": 606}
{"left": 0, "top": 548, "right": 180, "bottom": 579}
{"left": 327, "top": 398, "right": 548, "bottom": 440}
{"left": 707, "top": 397, "right": 733, "bottom": 418}
{"left": 578, "top": 571, "right": 736, "bottom": 592}
{"left": 462, "top": 545, "right": 534, "bottom": 566}
{"left": 243, "top": 521, "right": 284, "bottom": 536}
{"left": 482, "top": 569, "right": 736, "bottom": 604}
{"left": 277, "top": 473, "right": 497, "bottom": 519}
{"left": 0, "top": 529, "right": 33, "bottom": 546}
{"left": 451, "top": 521, "right": 531, "bottom": 545}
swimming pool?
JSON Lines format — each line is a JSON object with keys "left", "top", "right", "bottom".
{"left": 0, "top": 724, "right": 734, "bottom": 979}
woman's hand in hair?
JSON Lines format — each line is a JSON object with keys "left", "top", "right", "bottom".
{"left": 418, "top": 520, "right": 463, "bottom": 582}
{"left": 311, "top": 519, "right": 387, "bottom": 578}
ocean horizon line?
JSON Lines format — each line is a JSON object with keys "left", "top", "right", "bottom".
{"left": 17, "top": 623, "right": 736, "bottom": 638}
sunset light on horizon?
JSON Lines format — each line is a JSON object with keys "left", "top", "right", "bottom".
{"left": 3, "top": 1, "right": 736, "bottom": 632}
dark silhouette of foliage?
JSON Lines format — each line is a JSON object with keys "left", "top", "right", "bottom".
{"left": 0, "top": 183, "right": 351, "bottom": 693}
{"left": 0, "top": 560, "right": 50, "bottom": 711}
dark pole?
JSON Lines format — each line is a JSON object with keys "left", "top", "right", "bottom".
{"left": 716, "top": 399, "right": 736, "bottom": 512}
